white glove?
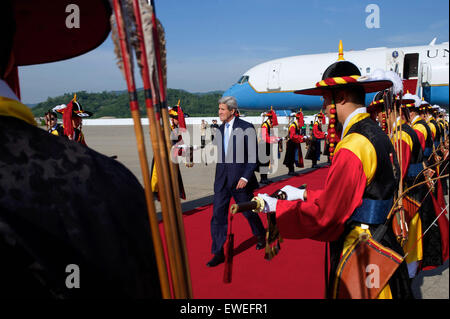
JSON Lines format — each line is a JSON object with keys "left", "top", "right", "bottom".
{"left": 280, "top": 185, "right": 306, "bottom": 201}
{"left": 257, "top": 193, "right": 277, "bottom": 213}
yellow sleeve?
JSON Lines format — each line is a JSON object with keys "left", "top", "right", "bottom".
{"left": 391, "top": 131, "right": 413, "bottom": 152}
{"left": 334, "top": 133, "right": 377, "bottom": 185}
{"left": 413, "top": 123, "right": 428, "bottom": 141}
{"left": 428, "top": 122, "right": 436, "bottom": 139}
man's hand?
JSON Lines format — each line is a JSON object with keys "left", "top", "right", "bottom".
{"left": 236, "top": 178, "right": 248, "bottom": 189}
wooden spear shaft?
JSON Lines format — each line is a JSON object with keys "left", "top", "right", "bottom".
{"left": 112, "top": 0, "right": 171, "bottom": 299}
{"left": 130, "top": 0, "right": 188, "bottom": 299}
{"left": 150, "top": 0, "right": 192, "bottom": 298}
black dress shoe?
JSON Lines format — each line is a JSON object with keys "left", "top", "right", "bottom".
{"left": 288, "top": 171, "right": 298, "bottom": 176}
{"left": 206, "top": 254, "right": 225, "bottom": 267}
{"left": 256, "top": 236, "right": 266, "bottom": 250}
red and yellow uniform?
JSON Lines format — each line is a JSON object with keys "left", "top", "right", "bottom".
{"left": 305, "top": 114, "right": 326, "bottom": 167}
{"left": 268, "top": 43, "right": 413, "bottom": 299}
{"left": 275, "top": 111, "right": 406, "bottom": 298}
{"left": 259, "top": 110, "right": 280, "bottom": 184}
{"left": 411, "top": 115, "right": 433, "bottom": 157}
{"left": 151, "top": 106, "right": 186, "bottom": 200}
{"left": 391, "top": 118, "right": 425, "bottom": 277}
{"left": 283, "top": 118, "right": 305, "bottom": 173}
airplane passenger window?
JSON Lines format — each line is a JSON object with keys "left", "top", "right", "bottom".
{"left": 366, "top": 67, "right": 371, "bottom": 74}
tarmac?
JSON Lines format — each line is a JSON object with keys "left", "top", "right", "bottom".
{"left": 83, "top": 123, "right": 449, "bottom": 299}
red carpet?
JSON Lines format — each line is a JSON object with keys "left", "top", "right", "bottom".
{"left": 161, "top": 167, "right": 330, "bottom": 298}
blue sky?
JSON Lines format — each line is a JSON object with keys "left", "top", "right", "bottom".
{"left": 19, "top": 0, "right": 449, "bottom": 104}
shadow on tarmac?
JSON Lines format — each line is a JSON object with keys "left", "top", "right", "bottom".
{"left": 411, "top": 259, "right": 449, "bottom": 299}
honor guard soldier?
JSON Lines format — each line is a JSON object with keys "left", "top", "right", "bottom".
{"left": 283, "top": 110, "right": 306, "bottom": 175}
{"left": 53, "top": 94, "right": 92, "bottom": 146}
{"left": 369, "top": 86, "right": 425, "bottom": 279}
{"left": 256, "top": 41, "right": 413, "bottom": 299}
{"left": 422, "top": 100, "right": 441, "bottom": 150}
{"left": 406, "top": 94, "right": 434, "bottom": 158}
{"left": 305, "top": 111, "right": 326, "bottom": 168}
{"left": 259, "top": 108, "right": 281, "bottom": 185}
{"left": 46, "top": 110, "right": 64, "bottom": 136}
{"left": 151, "top": 105, "right": 187, "bottom": 200}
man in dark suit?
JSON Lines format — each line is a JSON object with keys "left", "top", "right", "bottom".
{"left": 207, "top": 96, "right": 266, "bottom": 267}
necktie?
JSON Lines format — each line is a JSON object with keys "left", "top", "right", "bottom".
{"left": 224, "top": 123, "right": 230, "bottom": 155}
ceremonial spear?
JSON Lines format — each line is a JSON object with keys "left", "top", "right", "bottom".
{"left": 110, "top": 0, "right": 187, "bottom": 299}
{"left": 129, "top": 0, "right": 192, "bottom": 298}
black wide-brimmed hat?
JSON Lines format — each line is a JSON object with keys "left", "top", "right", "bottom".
{"left": 294, "top": 42, "right": 392, "bottom": 96}
{"left": 295, "top": 60, "right": 393, "bottom": 96}
{"left": 11, "top": 0, "right": 111, "bottom": 66}
{"left": 400, "top": 92, "right": 416, "bottom": 105}
{"left": 367, "top": 90, "right": 386, "bottom": 113}
{"left": 72, "top": 100, "right": 93, "bottom": 118}
{"left": 53, "top": 94, "right": 93, "bottom": 118}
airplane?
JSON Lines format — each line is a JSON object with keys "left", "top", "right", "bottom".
{"left": 223, "top": 39, "right": 449, "bottom": 110}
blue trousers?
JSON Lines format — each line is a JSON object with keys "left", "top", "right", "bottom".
{"left": 211, "top": 187, "right": 265, "bottom": 255}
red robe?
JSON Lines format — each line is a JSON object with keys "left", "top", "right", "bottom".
{"left": 276, "top": 147, "right": 366, "bottom": 242}
{"left": 288, "top": 123, "right": 305, "bottom": 143}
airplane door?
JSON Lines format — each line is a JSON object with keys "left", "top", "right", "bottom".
{"left": 419, "top": 62, "right": 431, "bottom": 85}
{"left": 267, "top": 63, "right": 281, "bottom": 91}
{"left": 386, "top": 50, "right": 405, "bottom": 78}
{"left": 417, "top": 62, "right": 432, "bottom": 98}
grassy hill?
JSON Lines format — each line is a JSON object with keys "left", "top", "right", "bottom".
{"left": 30, "top": 89, "right": 227, "bottom": 118}
{"left": 29, "top": 89, "right": 318, "bottom": 118}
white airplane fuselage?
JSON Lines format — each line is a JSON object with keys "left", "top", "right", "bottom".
{"left": 224, "top": 42, "right": 449, "bottom": 110}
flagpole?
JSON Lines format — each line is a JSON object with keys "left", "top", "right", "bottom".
{"left": 111, "top": 0, "right": 171, "bottom": 298}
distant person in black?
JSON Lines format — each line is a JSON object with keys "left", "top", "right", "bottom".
{"left": 210, "top": 119, "right": 219, "bottom": 142}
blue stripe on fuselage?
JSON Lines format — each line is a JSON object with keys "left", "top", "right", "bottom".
{"left": 223, "top": 82, "right": 377, "bottom": 110}
{"left": 423, "top": 85, "right": 449, "bottom": 107}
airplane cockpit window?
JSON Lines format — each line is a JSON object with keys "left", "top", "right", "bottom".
{"left": 366, "top": 67, "right": 371, "bottom": 74}
{"left": 237, "top": 75, "right": 249, "bottom": 84}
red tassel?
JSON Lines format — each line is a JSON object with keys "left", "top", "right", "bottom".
{"left": 298, "top": 112, "right": 304, "bottom": 128}
{"left": 178, "top": 105, "right": 187, "bottom": 132}
{"left": 223, "top": 214, "right": 234, "bottom": 283}
{"left": 223, "top": 233, "right": 234, "bottom": 284}
{"left": 63, "top": 101, "right": 74, "bottom": 138}
{"left": 271, "top": 110, "right": 278, "bottom": 127}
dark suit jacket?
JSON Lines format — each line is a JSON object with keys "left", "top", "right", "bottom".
{"left": 213, "top": 116, "right": 259, "bottom": 193}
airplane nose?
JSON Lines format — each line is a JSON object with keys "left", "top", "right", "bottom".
{"left": 222, "top": 84, "right": 239, "bottom": 97}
